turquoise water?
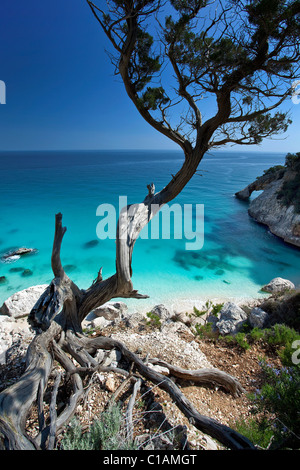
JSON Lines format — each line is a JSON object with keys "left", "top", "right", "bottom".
{"left": 0, "top": 149, "right": 299, "bottom": 312}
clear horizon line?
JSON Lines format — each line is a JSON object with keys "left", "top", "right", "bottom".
{"left": 0, "top": 147, "right": 287, "bottom": 154}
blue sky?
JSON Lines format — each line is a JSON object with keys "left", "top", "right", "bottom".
{"left": 0, "top": 0, "right": 299, "bottom": 153}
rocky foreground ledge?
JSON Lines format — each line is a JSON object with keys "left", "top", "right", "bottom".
{"left": 0, "top": 276, "right": 296, "bottom": 366}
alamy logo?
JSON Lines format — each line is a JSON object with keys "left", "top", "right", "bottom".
{"left": 96, "top": 196, "right": 205, "bottom": 251}
{"left": 0, "top": 80, "right": 6, "bottom": 104}
{"left": 292, "top": 340, "right": 300, "bottom": 365}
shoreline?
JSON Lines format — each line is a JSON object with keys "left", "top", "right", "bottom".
{"left": 113, "top": 291, "right": 270, "bottom": 315}
{"left": 0, "top": 282, "right": 270, "bottom": 320}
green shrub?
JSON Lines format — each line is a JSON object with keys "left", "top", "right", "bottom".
{"left": 146, "top": 311, "right": 162, "bottom": 328}
{"left": 250, "top": 360, "right": 300, "bottom": 449}
{"left": 277, "top": 173, "right": 300, "bottom": 213}
{"left": 235, "top": 332, "right": 250, "bottom": 351}
{"left": 211, "top": 303, "right": 224, "bottom": 316}
{"left": 221, "top": 332, "right": 250, "bottom": 350}
{"left": 193, "top": 322, "right": 215, "bottom": 339}
{"left": 249, "top": 327, "right": 265, "bottom": 342}
{"left": 261, "top": 165, "right": 285, "bottom": 177}
{"left": 193, "top": 306, "right": 207, "bottom": 317}
{"left": 233, "top": 417, "right": 274, "bottom": 449}
{"left": 265, "top": 323, "right": 294, "bottom": 346}
{"left": 61, "top": 405, "right": 136, "bottom": 450}
{"left": 285, "top": 152, "right": 300, "bottom": 169}
{"left": 276, "top": 152, "right": 300, "bottom": 213}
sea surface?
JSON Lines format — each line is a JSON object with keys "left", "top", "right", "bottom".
{"left": 0, "top": 149, "right": 299, "bottom": 313}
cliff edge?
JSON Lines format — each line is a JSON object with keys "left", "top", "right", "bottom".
{"left": 235, "top": 152, "right": 300, "bottom": 248}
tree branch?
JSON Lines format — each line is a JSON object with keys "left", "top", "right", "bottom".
{"left": 51, "top": 212, "right": 67, "bottom": 278}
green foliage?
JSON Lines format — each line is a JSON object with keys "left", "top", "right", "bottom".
{"left": 277, "top": 152, "right": 300, "bottom": 212}
{"left": 211, "top": 303, "right": 224, "bottom": 316}
{"left": 261, "top": 165, "right": 285, "bottom": 177}
{"left": 277, "top": 171, "right": 300, "bottom": 213}
{"left": 250, "top": 360, "right": 300, "bottom": 449}
{"left": 235, "top": 332, "right": 251, "bottom": 351}
{"left": 193, "top": 322, "right": 215, "bottom": 339}
{"left": 248, "top": 112, "right": 292, "bottom": 144}
{"left": 222, "top": 332, "right": 250, "bottom": 351}
{"left": 193, "top": 301, "right": 223, "bottom": 318}
{"left": 61, "top": 404, "right": 136, "bottom": 450}
{"left": 146, "top": 311, "right": 162, "bottom": 328}
{"left": 264, "top": 323, "right": 299, "bottom": 347}
{"left": 255, "top": 151, "right": 300, "bottom": 213}
{"left": 285, "top": 151, "right": 300, "bottom": 169}
{"left": 129, "top": 27, "right": 161, "bottom": 93}
{"left": 249, "top": 326, "right": 265, "bottom": 342}
{"left": 138, "top": 86, "right": 170, "bottom": 111}
{"left": 263, "top": 324, "right": 300, "bottom": 365}
{"left": 233, "top": 416, "right": 274, "bottom": 449}
{"left": 193, "top": 305, "right": 206, "bottom": 317}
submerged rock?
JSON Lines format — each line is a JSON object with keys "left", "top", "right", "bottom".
{"left": 9, "top": 267, "right": 25, "bottom": 273}
{"left": 0, "top": 276, "right": 7, "bottom": 285}
{"left": 2, "top": 247, "right": 37, "bottom": 261}
{"left": 83, "top": 240, "right": 99, "bottom": 249}
{"left": 21, "top": 269, "right": 33, "bottom": 277}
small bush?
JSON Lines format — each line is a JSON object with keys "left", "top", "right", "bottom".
{"left": 193, "top": 306, "right": 207, "bottom": 317}
{"left": 222, "top": 332, "right": 250, "bottom": 350}
{"left": 61, "top": 404, "right": 135, "bottom": 450}
{"left": 250, "top": 360, "right": 300, "bottom": 449}
{"left": 211, "top": 303, "right": 224, "bottom": 316}
{"left": 235, "top": 332, "right": 250, "bottom": 351}
{"left": 264, "top": 324, "right": 300, "bottom": 364}
{"left": 193, "top": 322, "right": 216, "bottom": 340}
{"left": 146, "top": 311, "right": 162, "bottom": 328}
{"left": 249, "top": 327, "right": 265, "bottom": 342}
{"left": 234, "top": 417, "right": 274, "bottom": 449}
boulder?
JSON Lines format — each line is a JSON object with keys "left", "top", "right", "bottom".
{"left": 92, "top": 301, "right": 128, "bottom": 320}
{"left": 216, "top": 302, "right": 248, "bottom": 335}
{"left": 149, "top": 304, "right": 172, "bottom": 322}
{"left": 0, "top": 285, "right": 48, "bottom": 318}
{"left": 261, "top": 277, "right": 295, "bottom": 294}
{"left": 249, "top": 307, "right": 269, "bottom": 329}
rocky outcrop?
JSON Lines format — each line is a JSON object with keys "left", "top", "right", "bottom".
{"left": 248, "top": 179, "right": 300, "bottom": 247}
{"left": 261, "top": 277, "right": 295, "bottom": 294}
{"left": 235, "top": 167, "right": 284, "bottom": 201}
{"left": 215, "top": 302, "right": 248, "bottom": 335}
{"left": 236, "top": 162, "right": 300, "bottom": 248}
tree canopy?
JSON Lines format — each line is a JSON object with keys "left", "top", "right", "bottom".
{"left": 87, "top": 0, "right": 300, "bottom": 153}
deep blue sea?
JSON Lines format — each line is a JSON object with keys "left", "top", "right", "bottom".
{"left": 0, "top": 149, "right": 299, "bottom": 313}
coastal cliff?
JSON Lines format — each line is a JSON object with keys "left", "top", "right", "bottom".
{"left": 236, "top": 153, "right": 300, "bottom": 248}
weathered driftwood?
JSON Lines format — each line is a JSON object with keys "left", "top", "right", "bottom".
{"left": 148, "top": 358, "right": 245, "bottom": 398}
